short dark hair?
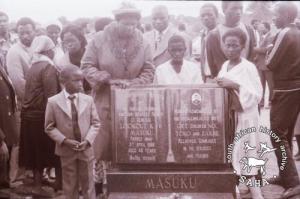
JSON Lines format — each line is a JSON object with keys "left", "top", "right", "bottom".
{"left": 46, "top": 24, "right": 61, "bottom": 32}
{"left": 222, "top": 28, "right": 247, "bottom": 46}
{"left": 251, "top": 19, "right": 259, "bottom": 25}
{"left": 275, "top": 2, "right": 298, "bottom": 23}
{"left": 59, "top": 64, "right": 81, "bottom": 83}
{"left": 94, "top": 17, "right": 113, "bottom": 32}
{"left": 262, "top": 22, "right": 271, "bottom": 31}
{"left": 168, "top": 34, "right": 186, "bottom": 48}
{"left": 0, "top": 11, "right": 8, "bottom": 20}
{"left": 222, "top": 1, "right": 243, "bottom": 13}
{"left": 16, "top": 17, "right": 35, "bottom": 29}
{"left": 61, "top": 24, "right": 87, "bottom": 47}
{"left": 201, "top": 3, "right": 218, "bottom": 17}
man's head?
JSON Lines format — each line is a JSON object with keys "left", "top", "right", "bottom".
{"left": 168, "top": 35, "right": 186, "bottom": 63}
{"left": 151, "top": 5, "right": 169, "bottom": 33}
{"left": 200, "top": 3, "right": 218, "bottom": 30}
{"left": 16, "top": 17, "right": 36, "bottom": 47}
{"left": 222, "top": 28, "right": 246, "bottom": 61}
{"left": 222, "top": 1, "right": 243, "bottom": 26}
{"left": 258, "top": 22, "right": 271, "bottom": 35}
{"left": 0, "top": 11, "right": 9, "bottom": 36}
{"left": 46, "top": 24, "right": 61, "bottom": 44}
{"left": 251, "top": 19, "right": 260, "bottom": 30}
{"left": 272, "top": 2, "right": 298, "bottom": 29}
{"left": 60, "top": 65, "right": 84, "bottom": 94}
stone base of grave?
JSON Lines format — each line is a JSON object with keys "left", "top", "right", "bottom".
{"left": 107, "top": 170, "right": 236, "bottom": 199}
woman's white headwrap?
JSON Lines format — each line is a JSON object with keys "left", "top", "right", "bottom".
{"left": 31, "top": 35, "right": 55, "bottom": 65}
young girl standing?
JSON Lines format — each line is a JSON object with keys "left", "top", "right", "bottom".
{"left": 217, "top": 28, "right": 264, "bottom": 199}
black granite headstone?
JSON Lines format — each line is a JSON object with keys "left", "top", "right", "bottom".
{"left": 112, "top": 85, "right": 227, "bottom": 164}
{"left": 109, "top": 85, "right": 235, "bottom": 198}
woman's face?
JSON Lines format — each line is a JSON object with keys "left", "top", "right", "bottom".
{"left": 118, "top": 16, "right": 138, "bottom": 37}
{"left": 223, "top": 36, "right": 243, "bottom": 61}
{"left": 62, "top": 32, "right": 81, "bottom": 54}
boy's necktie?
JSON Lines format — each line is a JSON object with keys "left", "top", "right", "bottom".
{"left": 68, "top": 95, "right": 81, "bottom": 142}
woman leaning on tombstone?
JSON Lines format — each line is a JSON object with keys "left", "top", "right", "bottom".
{"left": 80, "top": 1, "right": 154, "bottom": 191}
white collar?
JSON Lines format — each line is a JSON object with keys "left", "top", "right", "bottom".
{"left": 155, "top": 25, "right": 170, "bottom": 36}
{"left": 63, "top": 89, "right": 78, "bottom": 100}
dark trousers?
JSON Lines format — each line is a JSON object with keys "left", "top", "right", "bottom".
{"left": 258, "top": 70, "right": 273, "bottom": 105}
{"left": 270, "top": 90, "right": 300, "bottom": 189}
{"left": 0, "top": 146, "right": 12, "bottom": 187}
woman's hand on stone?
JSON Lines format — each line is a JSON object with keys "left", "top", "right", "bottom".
{"left": 216, "top": 77, "right": 239, "bottom": 91}
{"left": 109, "top": 79, "right": 132, "bottom": 89}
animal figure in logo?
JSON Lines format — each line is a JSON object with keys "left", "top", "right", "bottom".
{"left": 257, "top": 142, "right": 276, "bottom": 157}
{"left": 243, "top": 141, "right": 256, "bottom": 153}
{"left": 239, "top": 157, "right": 268, "bottom": 176}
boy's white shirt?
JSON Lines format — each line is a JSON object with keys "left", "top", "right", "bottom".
{"left": 154, "top": 59, "right": 204, "bottom": 85}
{"left": 63, "top": 89, "right": 79, "bottom": 113}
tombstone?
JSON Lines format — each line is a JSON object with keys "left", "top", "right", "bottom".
{"left": 108, "top": 84, "right": 236, "bottom": 199}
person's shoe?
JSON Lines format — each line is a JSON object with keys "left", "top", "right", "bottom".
{"left": 31, "top": 186, "right": 54, "bottom": 198}
{"left": 282, "top": 185, "right": 300, "bottom": 199}
{"left": 9, "top": 180, "right": 23, "bottom": 188}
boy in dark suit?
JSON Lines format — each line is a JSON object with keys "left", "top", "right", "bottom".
{"left": 45, "top": 65, "right": 100, "bottom": 199}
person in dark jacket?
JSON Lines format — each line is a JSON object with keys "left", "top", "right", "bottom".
{"left": 206, "top": 1, "right": 256, "bottom": 78}
{"left": 0, "top": 58, "right": 18, "bottom": 190}
{"left": 266, "top": 2, "right": 300, "bottom": 199}
{"left": 19, "top": 35, "right": 61, "bottom": 197}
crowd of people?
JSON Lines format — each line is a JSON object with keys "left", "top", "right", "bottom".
{"left": 0, "top": 1, "right": 300, "bottom": 199}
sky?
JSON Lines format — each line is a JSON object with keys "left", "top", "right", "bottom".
{"left": 0, "top": 1, "right": 299, "bottom": 25}
{"left": 0, "top": 0, "right": 224, "bottom": 24}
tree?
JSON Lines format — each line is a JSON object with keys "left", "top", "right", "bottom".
{"left": 244, "top": 1, "right": 275, "bottom": 23}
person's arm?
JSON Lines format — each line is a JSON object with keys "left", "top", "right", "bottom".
{"left": 84, "top": 99, "right": 100, "bottom": 146}
{"left": 246, "top": 25, "right": 257, "bottom": 62}
{"left": 77, "top": 98, "right": 100, "bottom": 151}
{"left": 6, "top": 48, "right": 26, "bottom": 100}
{"left": 254, "top": 46, "right": 268, "bottom": 54}
{"left": 81, "top": 37, "right": 111, "bottom": 90}
{"left": 42, "top": 64, "right": 60, "bottom": 100}
{"left": 217, "top": 77, "right": 240, "bottom": 92}
{"left": 206, "top": 31, "right": 225, "bottom": 78}
{"left": 44, "top": 100, "right": 66, "bottom": 145}
{"left": 266, "top": 31, "right": 291, "bottom": 71}
{"left": 130, "top": 41, "right": 155, "bottom": 85}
